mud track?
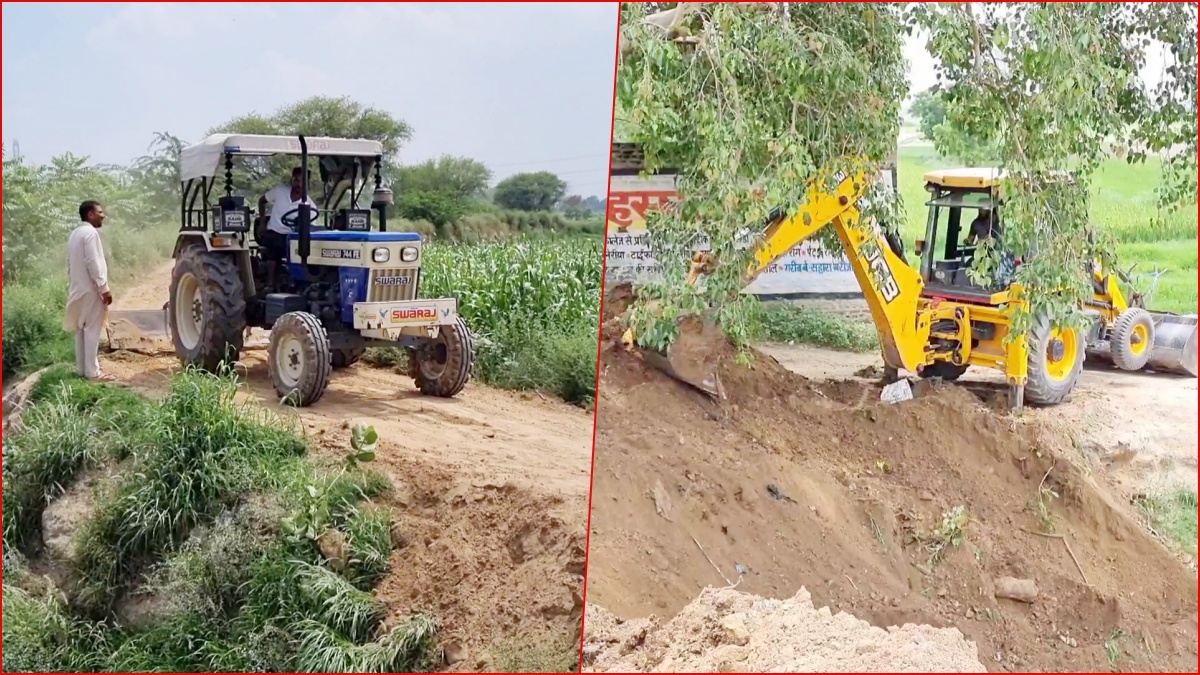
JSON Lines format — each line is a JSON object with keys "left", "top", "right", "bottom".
{"left": 101, "top": 262, "right": 593, "bottom": 671}
{"left": 585, "top": 286, "right": 1198, "bottom": 673}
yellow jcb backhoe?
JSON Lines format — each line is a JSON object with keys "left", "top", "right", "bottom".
{"left": 621, "top": 166, "right": 1198, "bottom": 410}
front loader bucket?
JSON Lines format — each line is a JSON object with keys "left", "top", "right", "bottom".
{"left": 1146, "top": 312, "right": 1199, "bottom": 377}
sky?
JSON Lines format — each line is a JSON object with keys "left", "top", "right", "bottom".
{"left": 3, "top": 2, "right": 1171, "bottom": 197}
{"left": 1, "top": 1, "right": 619, "bottom": 198}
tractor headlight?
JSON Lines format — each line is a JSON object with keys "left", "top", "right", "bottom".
{"left": 400, "top": 246, "right": 419, "bottom": 263}
{"left": 372, "top": 247, "right": 390, "bottom": 263}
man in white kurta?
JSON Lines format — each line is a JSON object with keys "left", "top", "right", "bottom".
{"left": 63, "top": 200, "right": 114, "bottom": 380}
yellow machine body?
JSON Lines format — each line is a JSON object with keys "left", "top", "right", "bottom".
{"left": 624, "top": 165, "right": 1196, "bottom": 408}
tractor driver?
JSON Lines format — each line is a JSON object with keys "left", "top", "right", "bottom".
{"left": 258, "top": 166, "right": 319, "bottom": 282}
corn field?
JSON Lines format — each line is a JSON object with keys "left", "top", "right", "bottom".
{"left": 407, "top": 237, "right": 603, "bottom": 406}
{"left": 422, "top": 237, "right": 601, "bottom": 337}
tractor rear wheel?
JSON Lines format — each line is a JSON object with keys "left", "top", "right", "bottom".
{"left": 169, "top": 244, "right": 247, "bottom": 372}
{"left": 1024, "top": 314, "right": 1084, "bottom": 405}
{"left": 411, "top": 317, "right": 475, "bottom": 398}
{"left": 1110, "top": 307, "right": 1155, "bottom": 371}
{"left": 268, "top": 312, "right": 331, "bottom": 406}
{"left": 331, "top": 346, "right": 366, "bottom": 369}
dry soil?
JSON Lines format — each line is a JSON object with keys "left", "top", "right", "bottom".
{"left": 584, "top": 285, "right": 1198, "bottom": 673}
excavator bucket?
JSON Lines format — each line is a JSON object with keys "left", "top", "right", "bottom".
{"left": 621, "top": 324, "right": 726, "bottom": 399}
{"left": 1146, "top": 312, "right": 1199, "bottom": 377}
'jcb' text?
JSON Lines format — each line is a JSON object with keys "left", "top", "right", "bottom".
{"left": 862, "top": 243, "right": 900, "bottom": 304}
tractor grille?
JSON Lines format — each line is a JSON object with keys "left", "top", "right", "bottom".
{"left": 367, "top": 268, "right": 420, "bottom": 303}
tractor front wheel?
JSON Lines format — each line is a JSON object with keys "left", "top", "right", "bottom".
{"left": 1024, "top": 314, "right": 1084, "bottom": 406}
{"left": 169, "top": 244, "right": 247, "bottom": 372}
{"left": 268, "top": 312, "right": 332, "bottom": 406}
{"left": 1110, "top": 307, "right": 1155, "bottom": 371}
{"left": 410, "top": 317, "right": 475, "bottom": 398}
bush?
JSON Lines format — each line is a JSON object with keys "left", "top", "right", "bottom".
{"left": 752, "top": 302, "right": 880, "bottom": 353}
{"left": 1, "top": 370, "right": 440, "bottom": 672}
{"left": 2, "top": 277, "right": 73, "bottom": 380}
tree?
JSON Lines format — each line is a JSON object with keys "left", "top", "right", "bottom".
{"left": 910, "top": 1, "right": 1198, "bottom": 335}
{"left": 908, "top": 88, "right": 945, "bottom": 142}
{"left": 909, "top": 86, "right": 997, "bottom": 165}
{"left": 209, "top": 96, "right": 413, "bottom": 197}
{"left": 560, "top": 194, "right": 591, "bottom": 219}
{"left": 492, "top": 171, "right": 568, "bottom": 212}
{"left": 391, "top": 155, "right": 492, "bottom": 201}
{"left": 618, "top": 1, "right": 1197, "bottom": 352}
{"left": 618, "top": 2, "right": 908, "bottom": 351}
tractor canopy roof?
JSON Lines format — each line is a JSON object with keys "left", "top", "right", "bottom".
{"left": 179, "top": 134, "right": 385, "bottom": 182}
{"left": 923, "top": 167, "right": 1076, "bottom": 192}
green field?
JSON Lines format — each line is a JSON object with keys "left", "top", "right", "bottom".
{"left": 895, "top": 146, "right": 1198, "bottom": 314}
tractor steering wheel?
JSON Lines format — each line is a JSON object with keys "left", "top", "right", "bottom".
{"left": 280, "top": 204, "right": 320, "bottom": 230}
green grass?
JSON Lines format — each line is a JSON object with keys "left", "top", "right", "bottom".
{"left": 368, "top": 235, "right": 601, "bottom": 407}
{"left": 752, "top": 302, "right": 879, "bottom": 352}
{"left": 2, "top": 369, "right": 439, "bottom": 672}
{"left": 1135, "top": 489, "right": 1198, "bottom": 561}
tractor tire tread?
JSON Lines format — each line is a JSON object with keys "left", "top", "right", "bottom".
{"left": 1110, "top": 307, "right": 1155, "bottom": 371}
{"left": 170, "top": 244, "right": 247, "bottom": 373}
{"left": 268, "top": 311, "right": 332, "bottom": 406}
{"left": 414, "top": 316, "right": 475, "bottom": 398}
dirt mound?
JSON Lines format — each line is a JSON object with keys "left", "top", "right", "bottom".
{"left": 583, "top": 586, "right": 987, "bottom": 672}
{"left": 587, "top": 288, "right": 1198, "bottom": 672}
{"left": 368, "top": 455, "right": 586, "bottom": 672}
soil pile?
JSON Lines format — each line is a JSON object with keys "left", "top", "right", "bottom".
{"left": 583, "top": 586, "right": 986, "bottom": 672}
{"left": 587, "top": 285, "right": 1198, "bottom": 672}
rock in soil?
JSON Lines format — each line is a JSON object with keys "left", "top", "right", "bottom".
{"left": 993, "top": 577, "right": 1039, "bottom": 604}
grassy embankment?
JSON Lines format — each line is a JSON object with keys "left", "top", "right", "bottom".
{"left": 3, "top": 366, "right": 445, "bottom": 671}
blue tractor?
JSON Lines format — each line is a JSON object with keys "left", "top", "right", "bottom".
{"left": 166, "top": 133, "right": 474, "bottom": 406}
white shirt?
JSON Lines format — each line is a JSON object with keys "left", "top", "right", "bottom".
{"left": 63, "top": 223, "right": 109, "bottom": 331}
{"left": 264, "top": 184, "right": 319, "bottom": 235}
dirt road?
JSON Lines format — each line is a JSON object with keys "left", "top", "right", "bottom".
{"left": 758, "top": 342, "right": 1199, "bottom": 495}
{"left": 101, "top": 261, "right": 594, "bottom": 670}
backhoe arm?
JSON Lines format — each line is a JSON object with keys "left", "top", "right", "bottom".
{"left": 694, "top": 170, "right": 929, "bottom": 372}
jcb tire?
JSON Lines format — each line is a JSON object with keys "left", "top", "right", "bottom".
{"left": 331, "top": 346, "right": 366, "bottom": 369}
{"left": 1024, "top": 314, "right": 1084, "bottom": 406}
{"left": 169, "top": 244, "right": 247, "bottom": 372}
{"left": 268, "top": 312, "right": 331, "bottom": 407}
{"left": 920, "top": 362, "right": 968, "bottom": 382}
{"left": 1110, "top": 307, "right": 1155, "bottom": 371}
{"left": 411, "top": 317, "right": 475, "bottom": 398}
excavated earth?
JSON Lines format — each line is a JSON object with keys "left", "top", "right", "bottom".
{"left": 583, "top": 284, "right": 1198, "bottom": 673}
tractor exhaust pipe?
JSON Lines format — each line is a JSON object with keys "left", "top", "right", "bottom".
{"left": 297, "top": 135, "right": 311, "bottom": 265}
